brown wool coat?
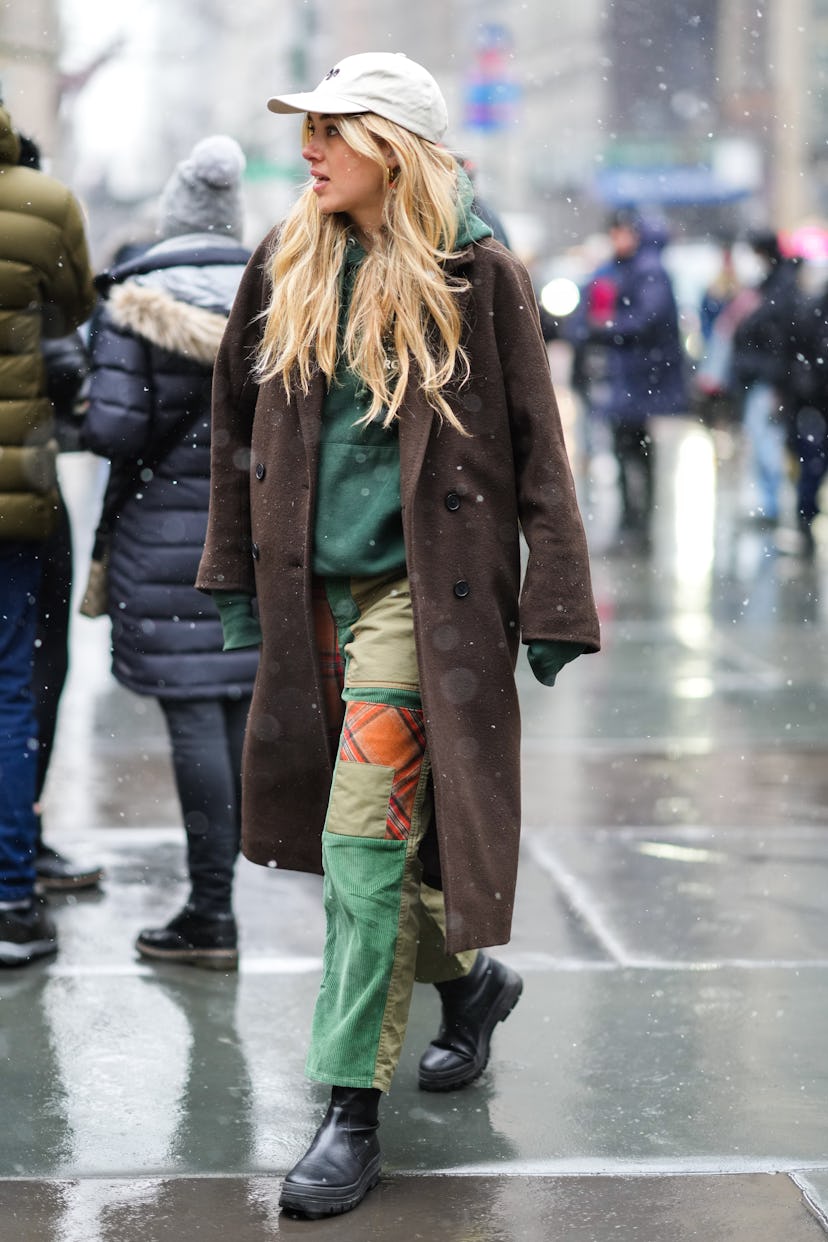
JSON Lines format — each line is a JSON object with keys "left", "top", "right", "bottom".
{"left": 197, "top": 229, "right": 600, "bottom": 954}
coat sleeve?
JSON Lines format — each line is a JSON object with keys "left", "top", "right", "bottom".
{"left": 83, "top": 303, "right": 153, "bottom": 461}
{"left": 487, "top": 246, "right": 600, "bottom": 653}
{"left": 42, "top": 191, "right": 96, "bottom": 336}
{"left": 195, "top": 229, "right": 276, "bottom": 595}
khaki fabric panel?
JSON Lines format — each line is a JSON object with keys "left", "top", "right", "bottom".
{"left": 372, "top": 757, "right": 433, "bottom": 1089}
{"left": 414, "top": 881, "right": 478, "bottom": 984}
{"left": 325, "top": 760, "right": 395, "bottom": 839}
{"left": 344, "top": 574, "right": 420, "bottom": 693}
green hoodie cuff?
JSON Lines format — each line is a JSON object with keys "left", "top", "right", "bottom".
{"left": 526, "top": 640, "right": 585, "bottom": 687}
{"left": 212, "top": 590, "right": 262, "bottom": 651}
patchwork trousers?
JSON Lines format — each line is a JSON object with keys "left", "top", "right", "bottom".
{"left": 307, "top": 572, "right": 477, "bottom": 1092}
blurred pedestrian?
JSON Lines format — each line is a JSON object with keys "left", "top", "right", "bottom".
{"left": 569, "top": 206, "right": 688, "bottom": 553}
{"left": 16, "top": 130, "right": 104, "bottom": 892}
{"left": 0, "top": 103, "right": 96, "bottom": 966}
{"left": 196, "top": 51, "right": 600, "bottom": 1218}
{"left": 692, "top": 243, "right": 759, "bottom": 433}
{"left": 784, "top": 279, "right": 828, "bottom": 554}
{"left": 699, "top": 241, "right": 742, "bottom": 342}
{"left": 82, "top": 136, "right": 257, "bottom": 969}
{"left": 731, "top": 229, "right": 801, "bottom": 528}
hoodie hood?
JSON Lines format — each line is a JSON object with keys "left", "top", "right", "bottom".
{"left": 635, "top": 215, "right": 670, "bottom": 251}
{"left": 455, "top": 166, "right": 493, "bottom": 248}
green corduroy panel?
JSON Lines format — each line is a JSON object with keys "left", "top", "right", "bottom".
{"left": 306, "top": 831, "right": 409, "bottom": 1088}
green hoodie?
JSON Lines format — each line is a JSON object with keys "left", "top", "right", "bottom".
{"left": 217, "top": 177, "right": 583, "bottom": 687}
{"left": 311, "top": 171, "right": 492, "bottom": 578}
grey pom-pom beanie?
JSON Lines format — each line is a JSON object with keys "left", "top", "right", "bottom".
{"left": 158, "top": 135, "right": 246, "bottom": 240}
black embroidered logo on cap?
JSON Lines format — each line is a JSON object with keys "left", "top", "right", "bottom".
{"left": 324, "top": 67, "right": 341, "bottom": 80}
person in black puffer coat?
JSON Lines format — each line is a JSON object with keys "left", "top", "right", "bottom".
{"left": 730, "top": 230, "right": 801, "bottom": 526}
{"left": 83, "top": 136, "right": 257, "bottom": 968}
{"left": 782, "top": 282, "right": 828, "bottom": 554}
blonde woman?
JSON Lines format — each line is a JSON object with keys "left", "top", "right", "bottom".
{"left": 197, "top": 52, "right": 600, "bottom": 1218}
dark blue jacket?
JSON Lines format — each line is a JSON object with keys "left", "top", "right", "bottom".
{"left": 569, "top": 222, "right": 687, "bottom": 423}
{"left": 83, "top": 234, "right": 258, "bottom": 700}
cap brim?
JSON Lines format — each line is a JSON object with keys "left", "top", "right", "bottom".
{"left": 267, "top": 90, "right": 369, "bottom": 117}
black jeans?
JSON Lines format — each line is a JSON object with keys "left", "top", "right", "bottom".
{"left": 159, "top": 696, "right": 251, "bottom": 917}
{"left": 612, "top": 423, "right": 654, "bottom": 531}
{"left": 795, "top": 405, "right": 828, "bottom": 524}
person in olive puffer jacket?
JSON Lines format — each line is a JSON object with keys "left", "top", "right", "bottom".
{"left": 0, "top": 103, "right": 96, "bottom": 967}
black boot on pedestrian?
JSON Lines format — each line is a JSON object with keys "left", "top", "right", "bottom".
{"left": 279, "top": 1086, "right": 381, "bottom": 1219}
{"left": 798, "top": 513, "right": 817, "bottom": 559}
{"left": 0, "top": 897, "right": 57, "bottom": 967}
{"left": 35, "top": 843, "right": 104, "bottom": 892}
{"left": 418, "top": 952, "right": 523, "bottom": 1092}
{"left": 135, "top": 905, "right": 238, "bottom": 970}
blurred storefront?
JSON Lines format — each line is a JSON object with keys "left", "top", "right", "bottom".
{"left": 0, "top": 0, "right": 60, "bottom": 156}
{"left": 3, "top": 1, "right": 828, "bottom": 262}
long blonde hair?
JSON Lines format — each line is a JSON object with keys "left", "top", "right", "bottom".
{"left": 256, "top": 113, "right": 471, "bottom": 433}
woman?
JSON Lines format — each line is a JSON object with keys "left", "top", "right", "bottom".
{"left": 84, "top": 136, "right": 257, "bottom": 968}
{"left": 197, "top": 53, "right": 600, "bottom": 1216}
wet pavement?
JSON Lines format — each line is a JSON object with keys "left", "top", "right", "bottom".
{"left": 3, "top": 413, "right": 828, "bottom": 1240}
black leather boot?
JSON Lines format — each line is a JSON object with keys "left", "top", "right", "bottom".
{"left": 135, "top": 905, "right": 238, "bottom": 970}
{"left": 279, "top": 1086, "right": 381, "bottom": 1219}
{"left": 35, "top": 843, "right": 103, "bottom": 891}
{"left": 418, "top": 953, "right": 523, "bottom": 1091}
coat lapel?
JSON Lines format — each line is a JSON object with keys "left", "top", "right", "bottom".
{"left": 399, "top": 368, "right": 436, "bottom": 507}
{"left": 294, "top": 368, "right": 326, "bottom": 471}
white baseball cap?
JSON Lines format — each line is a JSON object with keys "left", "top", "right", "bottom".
{"left": 267, "top": 52, "right": 448, "bottom": 144}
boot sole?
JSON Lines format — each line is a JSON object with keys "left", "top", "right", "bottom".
{"left": 0, "top": 940, "right": 57, "bottom": 967}
{"left": 36, "top": 871, "right": 103, "bottom": 892}
{"left": 279, "top": 1154, "right": 381, "bottom": 1218}
{"left": 135, "top": 942, "right": 239, "bottom": 971}
{"left": 418, "top": 972, "right": 523, "bottom": 1091}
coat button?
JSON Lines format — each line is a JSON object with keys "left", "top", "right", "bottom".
{"left": 453, "top": 579, "right": 470, "bottom": 598}
{"left": 251, "top": 542, "right": 260, "bottom": 561}
{"left": 445, "top": 491, "right": 461, "bottom": 511}
{"left": 255, "top": 462, "right": 266, "bottom": 480}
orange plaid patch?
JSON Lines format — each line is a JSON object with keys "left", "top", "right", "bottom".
{"left": 339, "top": 702, "right": 427, "bottom": 840}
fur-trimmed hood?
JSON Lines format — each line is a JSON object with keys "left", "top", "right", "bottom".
{"left": 107, "top": 281, "right": 228, "bottom": 365}
{"left": 97, "top": 235, "right": 250, "bottom": 364}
